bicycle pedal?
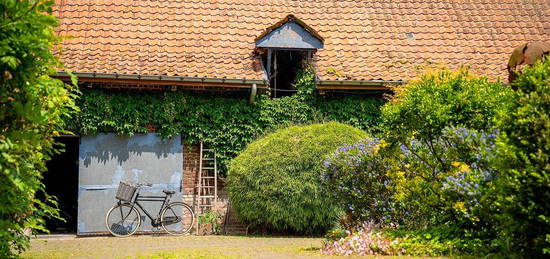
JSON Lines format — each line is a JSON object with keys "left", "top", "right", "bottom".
{"left": 151, "top": 227, "right": 162, "bottom": 236}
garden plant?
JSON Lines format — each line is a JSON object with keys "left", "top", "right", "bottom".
{"left": 321, "top": 61, "right": 549, "bottom": 257}
{"left": 227, "top": 122, "right": 368, "bottom": 234}
{"left": 0, "top": 1, "right": 77, "bottom": 258}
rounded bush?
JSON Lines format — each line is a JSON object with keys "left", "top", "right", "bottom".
{"left": 227, "top": 122, "right": 368, "bottom": 234}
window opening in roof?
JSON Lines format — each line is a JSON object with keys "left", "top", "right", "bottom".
{"left": 262, "top": 49, "right": 311, "bottom": 98}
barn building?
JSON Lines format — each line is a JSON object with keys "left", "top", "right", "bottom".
{"left": 46, "top": 0, "right": 550, "bottom": 235}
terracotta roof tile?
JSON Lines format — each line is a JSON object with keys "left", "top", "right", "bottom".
{"left": 55, "top": 0, "right": 550, "bottom": 81}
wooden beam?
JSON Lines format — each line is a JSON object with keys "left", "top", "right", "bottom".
{"left": 316, "top": 85, "right": 390, "bottom": 90}
{"left": 56, "top": 76, "right": 268, "bottom": 89}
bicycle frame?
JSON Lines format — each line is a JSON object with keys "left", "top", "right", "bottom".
{"left": 124, "top": 188, "right": 173, "bottom": 227}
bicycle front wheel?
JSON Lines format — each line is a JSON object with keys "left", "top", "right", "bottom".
{"left": 105, "top": 203, "right": 141, "bottom": 237}
{"left": 160, "top": 202, "right": 195, "bottom": 235}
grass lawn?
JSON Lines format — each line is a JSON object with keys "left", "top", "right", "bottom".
{"left": 21, "top": 235, "right": 336, "bottom": 259}
{"left": 22, "top": 234, "right": 439, "bottom": 259}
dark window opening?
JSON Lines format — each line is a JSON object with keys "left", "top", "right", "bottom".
{"left": 261, "top": 49, "right": 311, "bottom": 98}
{"left": 40, "top": 137, "right": 79, "bottom": 233}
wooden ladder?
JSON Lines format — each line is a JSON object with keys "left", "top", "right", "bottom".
{"left": 197, "top": 141, "right": 218, "bottom": 212}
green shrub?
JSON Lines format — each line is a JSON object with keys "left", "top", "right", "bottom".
{"left": 227, "top": 122, "right": 368, "bottom": 233}
{"left": 493, "top": 59, "right": 550, "bottom": 256}
{"left": 381, "top": 67, "right": 514, "bottom": 141}
{"left": 387, "top": 227, "right": 466, "bottom": 257}
{"left": 323, "top": 138, "right": 401, "bottom": 226}
{"left": 0, "top": 1, "right": 77, "bottom": 257}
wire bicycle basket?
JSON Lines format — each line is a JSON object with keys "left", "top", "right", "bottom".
{"left": 115, "top": 181, "right": 137, "bottom": 202}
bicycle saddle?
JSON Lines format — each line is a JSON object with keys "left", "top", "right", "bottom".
{"left": 163, "top": 190, "right": 175, "bottom": 195}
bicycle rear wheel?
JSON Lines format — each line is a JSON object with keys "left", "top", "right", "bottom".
{"left": 105, "top": 203, "right": 141, "bottom": 237}
{"left": 160, "top": 202, "right": 195, "bottom": 235}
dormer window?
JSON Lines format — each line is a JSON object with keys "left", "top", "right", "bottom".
{"left": 255, "top": 15, "right": 324, "bottom": 98}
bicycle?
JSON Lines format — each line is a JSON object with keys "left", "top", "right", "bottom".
{"left": 105, "top": 181, "right": 195, "bottom": 237}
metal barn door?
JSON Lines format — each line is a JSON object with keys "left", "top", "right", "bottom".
{"left": 77, "top": 133, "right": 183, "bottom": 235}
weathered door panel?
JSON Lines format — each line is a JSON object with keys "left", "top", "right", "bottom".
{"left": 78, "top": 133, "right": 183, "bottom": 235}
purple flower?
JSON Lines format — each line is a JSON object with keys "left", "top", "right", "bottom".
{"left": 323, "top": 161, "right": 331, "bottom": 169}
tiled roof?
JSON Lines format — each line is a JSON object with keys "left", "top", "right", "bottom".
{"left": 54, "top": 0, "right": 550, "bottom": 82}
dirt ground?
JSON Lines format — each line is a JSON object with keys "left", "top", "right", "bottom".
{"left": 22, "top": 235, "right": 368, "bottom": 259}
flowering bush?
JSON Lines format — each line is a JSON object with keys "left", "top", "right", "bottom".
{"left": 321, "top": 223, "right": 403, "bottom": 256}
{"left": 394, "top": 127, "right": 499, "bottom": 227}
{"left": 323, "top": 127, "right": 501, "bottom": 254}
{"left": 323, "top": 138, "right": 401, "bottom": 226}
{"left": 389, "top": 127, "right": 501, "bottom": 255}
{"left": 322, "top": 63, "right": 550, "bottom": 257}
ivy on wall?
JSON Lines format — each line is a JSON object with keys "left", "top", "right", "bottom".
{"left": 69, "top": 69, "right": 384, "bottom": 175}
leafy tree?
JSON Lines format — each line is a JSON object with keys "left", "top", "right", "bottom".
{"left": 381, "top": 67, "right": 514, "bottom": 142}
{"left": 227, "top": 122, "right": 368, "bottom": 234}
{"left": 0, "top": 1, "right": 77, "bottom": 257}
{"left": 494, "top": 59, "right": 550, "bottom": 256}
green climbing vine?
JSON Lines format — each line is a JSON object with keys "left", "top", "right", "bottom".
{"left": 69, "top": 66, "right": 384, "bottom": 175}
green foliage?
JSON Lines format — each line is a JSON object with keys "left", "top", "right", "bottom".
{"left": 381, "top": 67, "right": 514, "bottom": 141}
{"left": 198, "top": 210, "right": 222, "bottom": 235}
{"left": 70, "top": 88, "right": 383, "bottom": 176}
{"left": 0, "top": 1, "right": 77, "bottom": 257}
{"left": 387, "top": 227, "right": 466, "bottom": 257}
{"left": 493, "top": 59, "right": 550, "bottom": 256}
{"left": 227, "top": 122, "right": 368, "bottom": 234}
{"left": 317, "top": 95, "right": 383, "bottom": 134}
{"left": 323, "top": 67, "right": 527, "bottom": 256}
{"left": 324, "top": 228, "right": 347, "bottom": 242}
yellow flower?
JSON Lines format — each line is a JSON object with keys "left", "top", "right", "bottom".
{"left": 453, "top": 202, "right": 467, "bottom": 213}
{"left": 452, "top": 161, "right": 470, "bottom": 172}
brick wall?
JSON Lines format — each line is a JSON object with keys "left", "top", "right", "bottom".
{"left": 183, "top": 143, "right": 200, "bottom": 196}
{"left": 182, "top": 143, "right": 230, "bottom": 234}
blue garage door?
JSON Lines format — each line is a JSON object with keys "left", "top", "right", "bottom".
{"left": 78, "top": 133, "right": 183, "bottom": 235}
